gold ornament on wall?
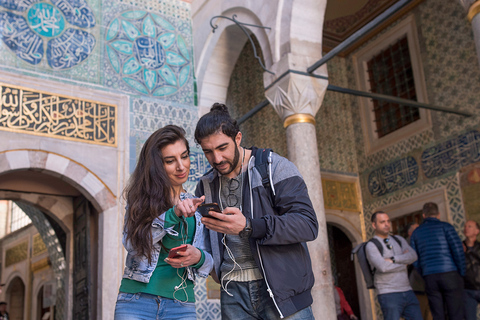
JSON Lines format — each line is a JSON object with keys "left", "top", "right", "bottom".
{"left": 322, "top": 179, "right": 360, "bottom": 212}
{"left": 0, "top": 83, "right": 117, "bottom": 146}
{"left": 5, "top": 241, "right": 28, "bottom": 267}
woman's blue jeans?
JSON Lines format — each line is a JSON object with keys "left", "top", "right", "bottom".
{"left": 114, "top": 292, "right": 196, "bottom": 320}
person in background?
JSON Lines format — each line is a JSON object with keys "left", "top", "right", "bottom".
{"left": 366, "top": 211, "right": 421, "bottom": 320}
{"left": 114, "top": 125, "right": 213, "bottom": 320}
{"left": 333, "top": 279, "right": 358, "bottom": 320}
{"left": 0, "top": 302, "right": 8, "bottom": 320}
{"left": 410, "top": 202, "right": 465, "bottom": 320}
{"left": 463, "top": 220, "right": 480, "bottom": 320}
{"left": 405, "top": 223, "right": 432, "bottom": 320}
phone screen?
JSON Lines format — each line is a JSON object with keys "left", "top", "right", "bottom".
{"left": 198, "top": 203, "right": 222, "bottom": 219}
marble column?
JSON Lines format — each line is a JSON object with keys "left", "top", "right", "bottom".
{"left": 265, "top": 70, "right": 336, "bottom": 319}
{"left": 460, "top": 0, "right": 480, "bottom": 67}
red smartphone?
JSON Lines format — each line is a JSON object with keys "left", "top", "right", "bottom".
{"left": 167, "top": 244, "right": 188, "bottom": 259}
{"left": 197, "top": 203, "right": 222, "bottom": 219}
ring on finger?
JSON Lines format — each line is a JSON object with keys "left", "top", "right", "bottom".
{"left": 189, "top": 205, "right": 193, "bottom": 208}
{"left": 181, "top": 262, "right": 184, "bottom": 267}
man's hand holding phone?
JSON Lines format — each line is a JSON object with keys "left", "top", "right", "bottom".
{"left": 200, "top": 206, "right": 247, "bottom": 235}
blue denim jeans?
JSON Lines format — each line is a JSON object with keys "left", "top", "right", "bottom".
{"left": 114, "top": 292, "right": 196, "bottom": 320}
{"left": 220, "top": 279, "right": 314, "bottom": 320}
{"left": 464, "top": 289, "right": 480, "bottom": 320}
{"left": 377, "top": 290, "right": 422, "bottom": 320}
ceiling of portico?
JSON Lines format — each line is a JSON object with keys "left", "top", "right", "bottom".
{"left": 323, "top": 0, "right": 424, "bottom": 54}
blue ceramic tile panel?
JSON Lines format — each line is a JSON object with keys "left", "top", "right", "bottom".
{"left": 422, "top": 130, "right": 480, "bottom": 179}
{"left": 105, "top": 10, "right": 192, "bottom": 98}
{"left": 50, "top": 0, "right": 96, "bottom": 28}
{"left": 0, "top": 0, "right": 97, "bottom": 69}
{"left": 0, "top": 11, "right": 44, "bottom": 64}
{"left": 368, "top": 156, "right": 419, "bottom": 197}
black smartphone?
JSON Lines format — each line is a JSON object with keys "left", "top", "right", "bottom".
{"left": 197, "top": 203, "right": 222, "bottom": 219}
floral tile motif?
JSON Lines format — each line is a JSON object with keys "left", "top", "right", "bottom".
{"left": 102, "top": 0, "right": 194, "bottom": 104}
{"left": 0, "top": 0, "right": 101, "bottom": 82}
{"left": 105, "top": 11, "right": 191, "bottom": 97}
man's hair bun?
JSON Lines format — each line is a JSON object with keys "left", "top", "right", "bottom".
{"left": 211, "top": 103, "right": 229, "bottom": 114}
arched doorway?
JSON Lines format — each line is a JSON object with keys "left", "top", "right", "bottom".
{"left": 6, "top": 276, "right": 25, "bottom": 320}
{"left": 327, "top": 224, "right": 361, "bottom": 318}
{"left": 0, "top": 163, "right": 102, "bottom": 320}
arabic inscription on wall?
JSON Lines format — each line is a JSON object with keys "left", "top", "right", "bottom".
{"left": 0, "top": 83, "right": 117, "bottom": 146}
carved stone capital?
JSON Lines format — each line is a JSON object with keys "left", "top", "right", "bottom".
{"left": 265, "top": 72, "right": 328, "bottom": 126}
{"left": 468, "top": 1, "right": 480, "bottom": 22}
{"left": 459, "top": 0, "right": 478, "bottom": 12}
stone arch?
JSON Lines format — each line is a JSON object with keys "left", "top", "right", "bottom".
{"left": 4, "top": 272, "right": 26, "bottom": 291}
{"left": 0, "top": 149, "right": 116, "bottom": 213}
{"left": 5, "top": 275, "right": 25, "bottom": 320}
{"left": 326, "top": 214, "right": 375, "bottom": 320}
{"left": 195, "top": 5, "right": 273, "bottom": 110}
{"left": 0, "top": 149, "right": 121, "bottom": 320}
{"left": 326, "top": 213, "right": 363, "bottom": 245}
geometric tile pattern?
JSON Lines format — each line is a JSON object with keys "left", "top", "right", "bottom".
{"left": 418, "top": 0, "right": 480, "bottom": 139}
{"left": 226, "top": 38, "right": 288, "bottom": 157}
{"left": 102, "top": 0, "right": 194, "bottom": 104}
{"left": 129, "top": 98, "right": 198, "bottom": 172}
{"left": 319, "top": 56, "right": 358, "bottom": 173}
{"left": 195, "top": 277, "right": 221, "bottom": 320}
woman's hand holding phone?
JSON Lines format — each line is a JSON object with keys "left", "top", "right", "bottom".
{"left": 164, "top": 244, "right": 202, "bottom": 268}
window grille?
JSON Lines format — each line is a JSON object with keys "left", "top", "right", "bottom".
{"left": 10, "top": 202, "right": 32, "bottom": 232}
{"left": 367, "top": 36, "right": 420, "bottom": 138}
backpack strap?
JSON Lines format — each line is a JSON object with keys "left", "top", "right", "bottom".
{"left": 369, "top": 238, "right": 384, "bottom": 256}
{"left": 391, "top": 235, "right": 403, "bottom": 248}
{"left": 367, "top": 238, "right": 384, "bottom": 277}
{"left": 255, "top": 148, "right": 275, "bottom": 196}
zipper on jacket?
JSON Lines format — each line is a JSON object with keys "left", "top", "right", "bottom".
{"left": 248, "top": 159, "right": 284, "bottom": 319}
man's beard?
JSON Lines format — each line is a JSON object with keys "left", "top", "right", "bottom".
{"left": 214, "top": 145, "right": 240, "bottom": 176}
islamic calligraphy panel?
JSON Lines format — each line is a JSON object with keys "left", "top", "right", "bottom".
{"left": 421, "top": 130, "right": 480, "bottom": 179}
{"left": 368, "top": 156, "right": 419, "bottom": 197}
{"left": 322, "top": 179, "right": 360, "bottom": 212}
{"left": 5, "top": 241, "right": 28, "bottom": 267}
{"left": 0, "top": 0, "right": 96, "bottom": 69}
{"left": 0, "top": 83, "right": 117, "bottom": 146}
{"left": 33, "top": 233, "right": 47, "bottom": 256}
{"left": 105, "top": 10, "right": 191, "bottom": 96}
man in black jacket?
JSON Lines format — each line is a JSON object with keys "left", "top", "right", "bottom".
{"left": 194, "top": 103, "right": 318, "bottom": 320}
{"left": 463, "top": 220, "right": 480, "bottom": 320}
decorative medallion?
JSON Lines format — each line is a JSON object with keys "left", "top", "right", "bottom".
{"left": 368, "top": 156, "right": 418, "bottom": 197}
{"left": 421, "top": 130, "right": 480, "bottom": 179}
{"left": 0, "top": 0, "right": 96, "bottom": 69}
{"left": 105, "top": 10, "right": 191, "bottom": 96}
